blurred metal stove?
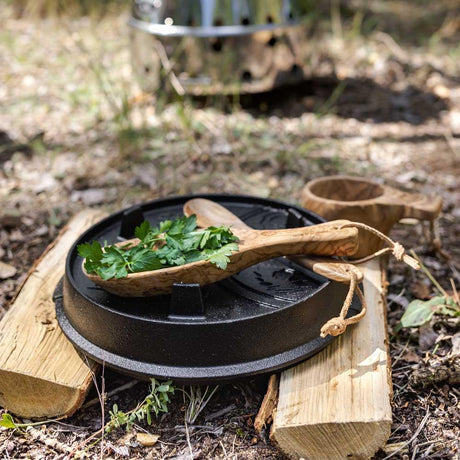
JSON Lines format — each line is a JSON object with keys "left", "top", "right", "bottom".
{"left": 129, "top": 0, "right": 313, "bottom": 94}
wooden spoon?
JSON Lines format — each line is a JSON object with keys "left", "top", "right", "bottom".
{"left": 183, "top": 198, "right": 363, "bottom": 284}
{"left": 83, "top": 210, "right": 359, "bottom": 297}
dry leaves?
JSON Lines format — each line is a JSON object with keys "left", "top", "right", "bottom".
{"left": 136, "top": 433, "right": 160, "bottom": 447}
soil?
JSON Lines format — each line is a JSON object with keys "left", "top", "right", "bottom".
{"left": 0, "top": 1, "right": 459, "bottom": 458}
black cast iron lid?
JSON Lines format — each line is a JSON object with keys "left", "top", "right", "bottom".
{"left": 55, "top": 194, "right": 361, "bottom": 384}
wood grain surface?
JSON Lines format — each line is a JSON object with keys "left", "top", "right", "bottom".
{"left": 302, "top": 175, "right": 442, "bottom": 258}
{"left": 0, "top": 209, "right": 106, "bottom": 418}
{"left": 272, "top": 258, "right": 393, "bottom": 459}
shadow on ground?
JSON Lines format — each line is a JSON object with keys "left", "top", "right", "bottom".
{"left": 191, "top": 75, "right": 449, "bottom": 124}
{"left": 236, "top": 76, "right": 449, "bottom": 123}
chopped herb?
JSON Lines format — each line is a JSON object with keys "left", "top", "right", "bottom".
{"left": 77, "top": 214, "right": 239, "bottom": 280}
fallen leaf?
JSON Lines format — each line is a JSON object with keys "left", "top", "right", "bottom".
{"left": 9, "top": 229, "right": 24, "bottom": 242}
{"left": 106, "top": 442, "right": 130, "bottom": 457}
{"left": 401, "top": 350, "right": 420, "bottom": 363}
{"left": 433, "top": 84, "right": 450, "bottom": 99}
{"left": 0, "top": 261, "right": 17, "bottom": 280}
{"left": 0, "top": 211, "right": 22, "bottom": 228}
{"left": 451, "top": 332, "right": 460, "bottom": 358}
{"left": 33, "top": 173, "right": 57, "bottom": 193}
{"left": 136, "top": 433, "right": 160, "bottom": 447}
{"left": 400, "top": 296, "right": 445, "bottom": 328}
{"left": 419, "top": 323, "right": 438, "bottom": 351}
{"left": 410, "top": 281, "right": 431, "bottom": 300}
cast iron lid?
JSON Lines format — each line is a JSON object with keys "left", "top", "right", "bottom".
{"left": 55, "top": 194, "right": 361, "bottom": 384}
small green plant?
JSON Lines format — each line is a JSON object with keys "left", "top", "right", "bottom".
{"left": 183, "top": 385, "right": 219, "bottom": 425}
{"left": 106, "top": 379, "right": 175, "bottom": 432}
{"left": 398, "top": 296, "right": 458, "bottom": 329}
{"left": 315, "top": 80, "right": 347, "bottom": 118}
{"left": 397, "top": 252, "right": 459, "bottom": 330}
{"left": 0, "top": 413, "right": 17, "bottom": 429}
{"left": 0, "top": 413, "right": 64, "bottom": 430}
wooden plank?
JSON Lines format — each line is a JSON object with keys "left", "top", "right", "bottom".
{"left": 272, "top": 259, "right": 392, "bottom": 459}
{"left": 0, "top": 209, "right": 107, "bottom": 419}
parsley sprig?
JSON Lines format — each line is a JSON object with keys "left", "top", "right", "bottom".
{"left": 77, "top": 214, "right": 239, "bottom": 280}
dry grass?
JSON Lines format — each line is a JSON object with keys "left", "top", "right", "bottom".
{"left": 7, "top": 0, "right": 129, "bottom": 18}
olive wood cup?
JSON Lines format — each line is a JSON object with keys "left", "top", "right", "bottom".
{"left": 302, "top": 176, "right": 442, "bottom": 258}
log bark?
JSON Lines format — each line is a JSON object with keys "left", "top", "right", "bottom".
{"left": 0, "top": 210, "right": 106, "bottom": 418}
{"left": 254, "top": 374, "right": 279, "bottom": 433}
{"left": 272, "top": 259, "right": 392, "bottom": 459}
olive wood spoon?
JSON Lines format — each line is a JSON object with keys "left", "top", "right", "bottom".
{"left": 83, "top": 214, "right": 359, "bottom": 297}
{"left": 183, "top": 198, "right": 363, "bottom": 284}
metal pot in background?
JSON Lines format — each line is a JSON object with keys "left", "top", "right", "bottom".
{"left": 129, "top": 0, "right": 315, "bottom": 94}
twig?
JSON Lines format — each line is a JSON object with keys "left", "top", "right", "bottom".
{"left": 450, "top": 278, "right": 459, "bottom": 305}
{"left": 25, "top": 426, "right": 73, "bottom": 455}
{"left": 387, "top": 288, "right": 406, "bottom": 310}
{"left": 443, "top": 130, "right": 458, "bottom": 158}
{"left": 152, "top": 40, "right": 185, "bottom": 96}
{"left": 82, "top": 379, "right": 140, "bottom": 409}
{"left": 204, "top": 404, "right": 236, "bottom": 422}
{"left": 220, "top": 440, "right": 228, "bottom": 458}
{"left": 409, "top": 250, "right": 448, "bottom": 297}
{"left": 254, "top": 375, "right": 279, "bottom": 433}
{"left": 382, "top": 408, "right": 430, "bottom": 459}
{"left": 64, "top": 427, "right": 104, "bottom": 459}
{"left": 391, "top": 338, "right": 410, "bottom": 365}
{"left": 374, "top": 31, "right": 408, "bottom": 60}
{"left": 184, "top": 419, "right": 193, "bottom": 459}
{"left": 84, "top": 357, "right": 105, "bottom": 460}
{"left": 100, "top": 362, "right": 105, "bottom": 460}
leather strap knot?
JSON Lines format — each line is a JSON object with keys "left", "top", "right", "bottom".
{"left": 392, "top": 242, "right": 405, "bottom": 261}
{"left": 319, "top": 270, "right": 367, "bottom": 338}
{"left": 320, "top": 317, "right": 346, "bottom": 337}
{"left": 339, "top": 222, "right": 420, "bottom": 270}
{"left": 318, "top": 221, "right": 421, "bottom": 338}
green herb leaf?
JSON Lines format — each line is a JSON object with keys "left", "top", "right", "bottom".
{"left": 79, "top": 214, "right": 239, "bottom": 280}
{"left": 135, "top": 220, "right": 153, "bottom": 242}
{"left": 0, "top": 413, "right": 17, "bottom": 429}
{"left": 106, "top": 378, "right": 175, "bottom": 433}
{"left": 130, "top": 248, "right": 162, "bottom": 272}
{"left": 183, "top": 214, "right": 197, "bottom": 234}
{"left": 206, "top": 243, "right": 239, "bottom": 270}
{"left": 78, "top": 241, "right": 103, "bottom": 274}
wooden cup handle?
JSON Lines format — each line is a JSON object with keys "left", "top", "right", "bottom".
{"left": 378, "top": 186, "right": 442, "bottom": 221}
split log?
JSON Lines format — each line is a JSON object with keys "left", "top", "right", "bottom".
{"left": 0, "top": 209, "right": 106, "bottom": 419}
{"left": 271, "top": 259, "right": 392, "bottom": 459}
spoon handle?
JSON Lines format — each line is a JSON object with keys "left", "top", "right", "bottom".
{"left": 184, "top": 198, "right": 361, "bottom": 279}
{"left": 238, "top": 222, "right": 358, "bottom": 257}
